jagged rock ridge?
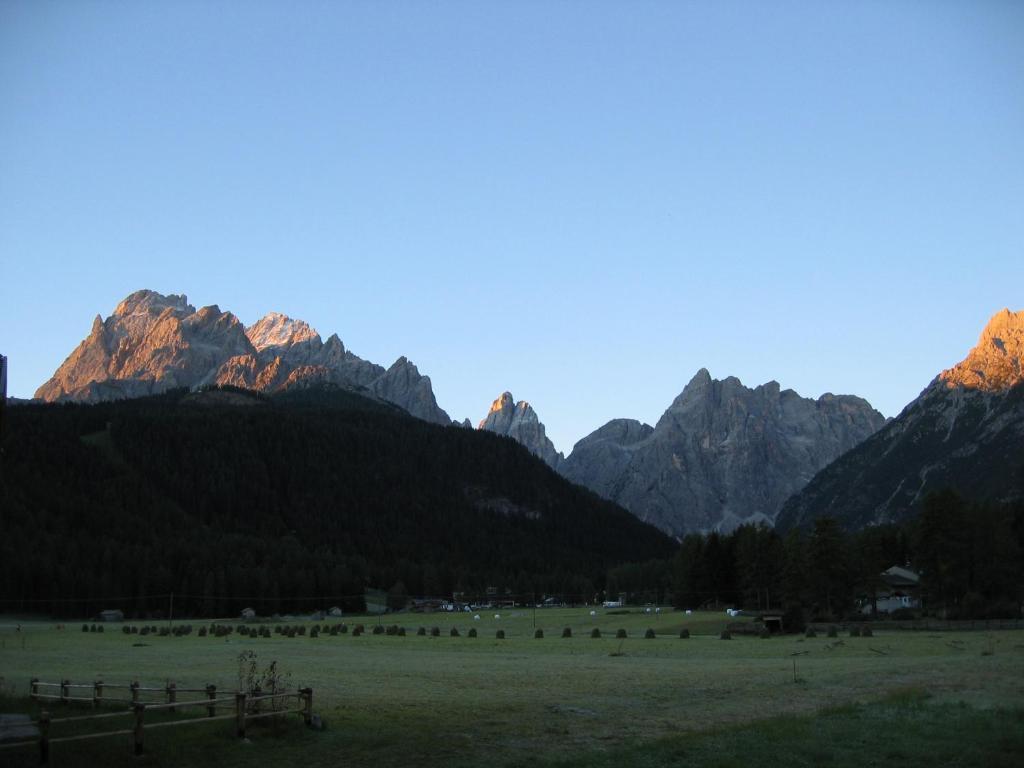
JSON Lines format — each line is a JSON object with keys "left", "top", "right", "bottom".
{"left": 777, "top": 308, "right": 1024, "bottom": 531}
{"left": 35, "top": 289, "right": 451, "bottom": 425}
{"left": 559, "top": 369, "right": 886, "bottom": 537}
{"left": 477, "top": 392, "right": 563, "bottom": 469}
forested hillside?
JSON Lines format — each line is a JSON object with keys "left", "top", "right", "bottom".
{"left": 0, "top": 387, "right": 675, "bottom": 618}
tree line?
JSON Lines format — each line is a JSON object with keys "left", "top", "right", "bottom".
{"left": 606, "top": 490, "right": 1024, "bottom": 626}
{"left": 0, "top": 387, "right": 675, "bottom": 618}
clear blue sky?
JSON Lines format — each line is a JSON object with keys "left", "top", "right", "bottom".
{"left": 2, "top": 1, "right": 1022, "bottom": 452}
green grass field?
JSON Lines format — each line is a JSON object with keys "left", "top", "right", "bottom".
{"left": 2, "top": 608, "right": 1023, "bottom": 767}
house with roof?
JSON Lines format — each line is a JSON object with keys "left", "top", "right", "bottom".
{"left": 861, "top": 565, "right": 921, "bottom": 615}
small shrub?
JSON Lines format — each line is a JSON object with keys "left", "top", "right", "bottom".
{"left": 468, "top": 628, "right": 477, "bottom": 638}
{"left": 417, "top": 627, "right": 427, "bottom": 636}
{"left": 310, "top": 627, "right": 320, "bottom": 638}
{"left": 385, "top": 625, "right": 399, "bottom": 636}
{"left": 297, "top": 626, "right": 307, "bottom": 636}
{"left": 130, "top": 625, "right": 138, "bottom": 634}
{"left": 679, "top": 628, "right": 690, "bottom": 639}
{"left": 534, "top": 629, "right": 544, "bottom": 639}
{"left": 329, "top": 625, "right": 338, "bottom": 636}
{"left": 644, "top": 628, "right": 656, "bottom": 639}
{"left": 122, "top": 626, "right": 131, "bottom": 635}
{"left": 827, "top": 625, "right": 838, "bottom": 638}
{"left": 198, "top": 626, "right": 207, "bottom": 637}
{"left": 82, "top": 624, "right": 89, "bottom": 633}
{"left": 616, "top": 629, "right": 627, "bottom": 639}
{"left": 398, "top": 627, "right": 406, "bottom": 636}
{"left": 591, "top": 628, "right": 601, "bottom": 638}
{"left": 562, "top": 627, "right": 572, "bottom": 638}
{"left": 496, "top": 629, "right": 505, "bottom": 639}
{"left": 720, "top": 629, "right": 732, "bottom": 640}
{"left": 273, "top": 626, "right": 282, "bottom": 634}
{"left": 805, "top": 627, "right": 817, "bottom": 638}
{"left": 339, "top": 624, "right": 349, "bottom": 634}
{"left": 140, "top": 626, "right": 150, "bottom": 636}
{"left": 351, "top": 626, "right": 363, "bottom": 637}
{"left": 862, "top": 625, "right": 874, "bottom": 637}
{"left": 430, "top": 627, "right": 440, "bottom": 637}
{"left": 850, "top": 625, "right": 862, "bottom": 637}
{"left": 372, "top": 625, "right": 384, "bottom": 635}
{"left": 450, "top": 627, "right": 460, "bottom": 637}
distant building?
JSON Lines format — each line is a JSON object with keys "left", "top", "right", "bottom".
{"left": 98, "top": 609, "right": 124, "bottom": 622}
{"left": 861, "top": 565, "right": 921, "bottom": 614}
{"left": 240, "top": 607, "right": 256, "bottom": 619}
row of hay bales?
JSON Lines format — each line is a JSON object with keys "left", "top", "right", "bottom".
{"left": 229, "top": 623, "right": 709, "bottom": 640}
{"left": 120, "top": 624, "right": 196, "bottom": 636}
{"left": 105, "top": 622, "right": 776, "bottom": 640}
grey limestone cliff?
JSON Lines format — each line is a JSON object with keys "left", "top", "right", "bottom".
{"left": 35, "top": 289, "right": 451, "bottom": 425}
{"left": 477, "top": 392, "right": 563, "bottom": 469}
{"left": 560, "top": 369, "right": 886, "bottom": 536}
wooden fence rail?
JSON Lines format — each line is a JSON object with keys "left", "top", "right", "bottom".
{"left": 1, "top": 679, "right": 313, "bottom": 764}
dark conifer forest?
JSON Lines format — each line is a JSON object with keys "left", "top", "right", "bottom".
{"left": 0, "top": 387, "right": 676, "bottom": 618}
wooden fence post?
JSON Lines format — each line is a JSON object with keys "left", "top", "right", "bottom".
{"left": 60, "top": 680, "right": 69, "bottom": 705}
{"left": 235, "top": 693, "right": 247, "bottom": 739}
{"left": 38, "top": 710, "right": 50, "bottom": 766}
{"left": 93, "top": 680, "right": 103, "bottom": 708}
{"left": 205, "top": 684, "right": 216, "bottom": 717}
{"left": 130, "top": 681, "right": 139, "bottom": 705}
{"left": 30, "top": 678, "right": 38, "bottom": 700}
{"left": 167, "top": 682, "right": 176, "bottom": 713}
{"left": 252, "top": 686, "right": 261, "bottom": 716}
{"left": 300, "top": 687, "right": 313, "bottom": 726}
{"left": 133, "top": 703, "right": 145, "bottom": 756}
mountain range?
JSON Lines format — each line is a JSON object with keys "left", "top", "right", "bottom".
{"left": 777, "top": 308, "right": 1024, "bottom": 531}
{"left": 558, "top": 370, "right": 886, "bottom": 536}
{"left": 34, "top": 290, "right": 451, "bottom": 425}
{"left": 27, "top": 289, "right": 1023, "bottom": 536}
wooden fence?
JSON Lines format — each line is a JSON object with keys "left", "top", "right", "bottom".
{"left": 0, "top": 679, "right": 313, "bottom": 765}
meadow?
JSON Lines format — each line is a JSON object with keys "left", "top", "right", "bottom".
{"left": 2, "top": 608, "right": 1023, "bottom": 767}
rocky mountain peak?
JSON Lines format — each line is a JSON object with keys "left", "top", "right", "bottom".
{"left": 939, "top": 308, "right": 1024, "bottom": 393}
{"left": 113, "top": 289, "right": 192, "bottom": 319}
{"left": 477, "top": 391, "right": 563, "bottom": 469}
{"left": 561, "top": 371, "right": 886, "bottom": 536}
{"left": 487, "top": 391, "right": 516, "bottom": 416}
{"left": 778, "top": 308, "right": 1024, "bottom": 532}
{"left": 35, "top": 289, "right": 452, "bottom": 427}
{"left": 246, "top": 312, "right": 320, "bottom": 352}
